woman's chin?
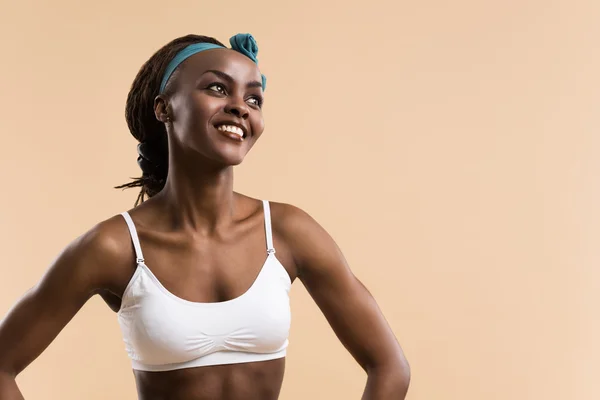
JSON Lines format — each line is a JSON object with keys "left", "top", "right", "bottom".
{"left": 218, "top": 146, "right": 253, "bottom": 166}
{"left": 211, "top": 151, "right": 246, "bottom": 168}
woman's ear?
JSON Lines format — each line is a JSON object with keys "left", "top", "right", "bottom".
{"left": 154, "top": 95, "right": 171, "bottom": 123}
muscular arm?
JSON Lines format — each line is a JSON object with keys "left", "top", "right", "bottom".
{"left": 275, "top": 203, "right": 410, "bottom": 399}
{"left": 0, "top": 219, "right": 128, "bottom": 399}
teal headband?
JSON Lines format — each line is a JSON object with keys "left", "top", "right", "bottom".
{"left": 159, "top": 33, "right": 266, "bottom": 94}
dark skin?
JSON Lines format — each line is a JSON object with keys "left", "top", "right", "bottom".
{"left": 0, "top": 49, "right": 410, "bottom": 399}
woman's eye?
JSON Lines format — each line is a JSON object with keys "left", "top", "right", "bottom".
{"left": 247, "top": 97, "right": 263, "bottom": 107}
{"left": 208, "top": 83, "right": 226, "bottom": 94}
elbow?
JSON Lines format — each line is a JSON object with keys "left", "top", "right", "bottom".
{"left": 389, "top": 357, "right": 411, "bottom": 394}
{"left": 398, "top": 360, "right": 411, "bottom": 394}
{"left": 366, "top": 353, "right": 411, "bottom": 397}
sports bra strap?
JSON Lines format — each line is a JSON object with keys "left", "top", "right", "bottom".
{"left": 120, "top": 212, "right": 145, "bottom": 264}
{"left": 262, "top": 200, "right": 276, "bottom": 255}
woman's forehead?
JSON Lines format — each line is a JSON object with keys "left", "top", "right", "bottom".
{"left": 179, "top": 48, "right": 262, "bottom": 83}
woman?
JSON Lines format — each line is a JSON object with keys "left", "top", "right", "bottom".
{"left": 0, "top": 33, "right": 410, "bottom": 399}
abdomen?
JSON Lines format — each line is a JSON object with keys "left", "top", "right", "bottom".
{"left": 133, "top": 357, "right": 286, "bottom": 400}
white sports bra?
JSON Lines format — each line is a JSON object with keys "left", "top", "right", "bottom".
{"left": 117, "top": 200, "right": 292, "bottom": 372}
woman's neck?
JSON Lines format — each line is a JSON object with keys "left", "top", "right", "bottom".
{"left": 155, "top": 162, "right": 238, "bottom": 235}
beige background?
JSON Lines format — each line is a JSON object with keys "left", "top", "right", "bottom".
{"left": 0, "top": 0, "right": 598, "bottom": 399}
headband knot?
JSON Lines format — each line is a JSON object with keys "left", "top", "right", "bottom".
{"left": 229, "top": 34, "right": 259, "bottom": 63}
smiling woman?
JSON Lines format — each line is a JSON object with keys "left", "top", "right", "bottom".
{"left": 0, "top": 33, "right": 410, "bottom": 400}
{"left": 115, "top": 34, "right": 267, "bottom": 202}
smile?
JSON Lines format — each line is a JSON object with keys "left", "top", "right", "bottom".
{"left": 216, "top": 124, "right": 246, "bottom": 141}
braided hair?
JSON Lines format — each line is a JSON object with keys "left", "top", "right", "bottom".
{"left": 115, "top": 35, "right": 225, "bottom": 205}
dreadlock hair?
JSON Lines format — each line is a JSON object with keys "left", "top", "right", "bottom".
{"left": 115, "top": 34, "right": 225, "bottom": 206}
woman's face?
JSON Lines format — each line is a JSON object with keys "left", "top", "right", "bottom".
{"left": 159, "top": 48, "right": 265, "bottom": 168}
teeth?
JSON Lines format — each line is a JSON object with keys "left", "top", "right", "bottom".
{"left": 217, "top": 125, "right": 244, "bottom": 138}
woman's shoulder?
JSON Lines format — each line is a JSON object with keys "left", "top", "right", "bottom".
{"left": 235, "top": 193, "right": 311, "bottom": 225}
{"left": 71, "top": 214, "right": 132, "bottom": 259}
{"left": 59, "top": 213, "right": 136, "bottom": 289}
{"left": 267, "top": 200, "right": 344, "bottom": 277}
{"left": 267, "top": 200, "right": 324, "bottom": 239}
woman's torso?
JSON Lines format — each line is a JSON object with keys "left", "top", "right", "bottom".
{"left": 97, "top": 194, "right": 298, "bottom": 400}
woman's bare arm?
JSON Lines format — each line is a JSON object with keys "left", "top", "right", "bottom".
{"left": 274, "top": 203, "right": 410, "bottom": 400}
{"left": 0, "top": 219, "right": 129, "bottom": 399}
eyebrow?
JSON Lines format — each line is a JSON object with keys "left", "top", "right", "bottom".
{"left": 203, "top": 69, "right": 263, "bottom": 89}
